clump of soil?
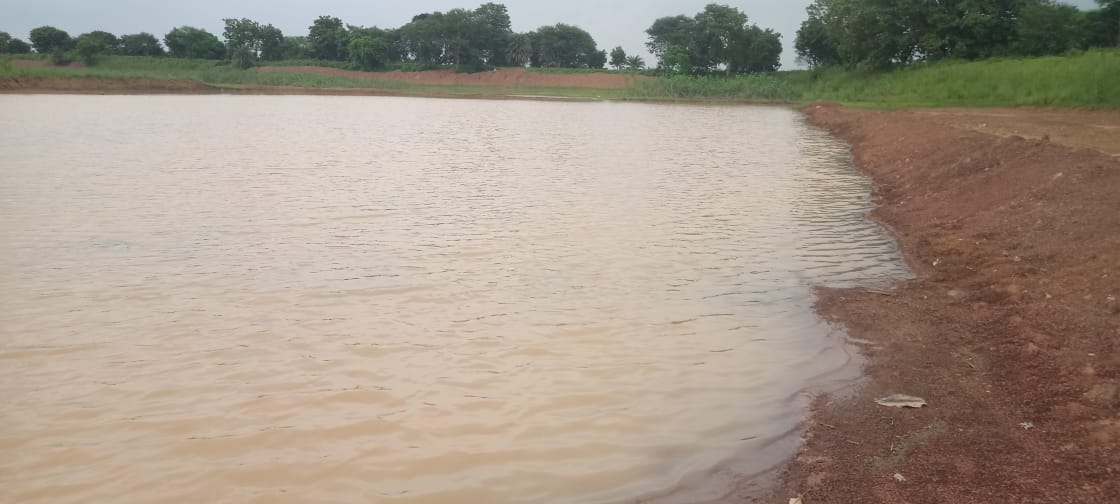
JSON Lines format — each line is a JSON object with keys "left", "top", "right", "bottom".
{"left": 762, "top": 103, "right": 1120, "bottom": 503}
{"left": 256, "top": 66, "right": 648, "bottom": 89}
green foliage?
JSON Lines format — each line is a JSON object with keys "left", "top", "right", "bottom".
{"left": 164, "top": 27, "right": 225, "bottom": 59}
{"left": 0, "top": 32, "right": 30, "bottom": 54}
{"left": 646, "top": 4, "right": 782, "bottom": 74}
{"left": 475, "top": 2, "right": 513, "bottom": 65}
{"left": 223, "top": 18, "right": 262, "bottom": 57}
{"left": 624, "top": 54, "right": 646, "bottom": 70}
{"left": 308, "top": 16, "right": 349, "bottom": 61}
{"left": 258, "top": 25, "right": 285, "bottom": 61}
{"left": 505, "top": 33, "right": 532, "bottom": 66}
{"left": 348, "top": 31, "right": 389, "bottom": 70}
{"left": 587, "top": 49, "right": 607, "bottom": 69}
{"left": 794, "top": 3, "right": 835, "bottom": 68}
{"left": 3, "top": 50, "right": 1116, "bottom": 108}
{"left": 119, "top": 33, "right": 164, "bottom": 56}
{"left": 76, "top": 31, "right": 120, "bottom": 54}
{"left": 628, "top": 49, "right": 1120, "bottom": 108}
{"left": 398, "top": 4, "right": 515, "bottom": 67}
{"left": 1082, "top": 0, "right": 1120, "bottom": 48}
{"left": 609, "top": 46, "right": 626, "bottom": 70}
{"left": 7, "top": 39, "right": 32, "bottom": 54}
{"left": 259, "top": 58, "right": 352, "bottom": 69}
{"left": 796, "top": 0, "right": 1120, "bottom": 69}
{"left": 74, "top": 38, "right": 102, "bottom": 66}
{"left": 48, "top": 48, "right": 72, "bottom": 66}
{"left": 278, "top": 36, "right": 312, "bottom": 60}
{"left": 528, "top": 23, "right": 602, "bottom": 68}
{"left": 1013, "top": 1, "right": 1082, "bottom": 56}
{"left": 30, "top": 26, "right": 74, "bottom": 53}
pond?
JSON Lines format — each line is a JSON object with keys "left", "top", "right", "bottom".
{"left": 0, "top": 95, "right": 908, "bottom": 503}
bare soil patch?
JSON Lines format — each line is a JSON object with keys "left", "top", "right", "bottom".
{"left": 761, "top": 104, "right": 1120, "bottom": 503}
{"left": 256, "top": 66, "right": 648, "bottom": 89}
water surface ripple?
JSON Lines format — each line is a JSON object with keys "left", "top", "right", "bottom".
{"left": 0, "top": 96, "right": 908, "bottom": 503}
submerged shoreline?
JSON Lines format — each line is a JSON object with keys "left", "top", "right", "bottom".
{"left": 760, "top": 104, "right": 1120, "bottom": 503}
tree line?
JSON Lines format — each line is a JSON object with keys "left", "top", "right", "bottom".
{"left": 796, "top": 0, "right": 1120, "bottom": 69}
{"left": 0, "top": 3, "right": 786, "bottom": 75}
{"left": 0, "top": 3, "right": 618, "bottom": 71}
{"left": 3, "top": 1, "right": 1116, "bottom": 75}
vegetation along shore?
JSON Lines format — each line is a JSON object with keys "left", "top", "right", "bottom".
{"left": 2, "top": 1, "right": 1118, "bottom": 107}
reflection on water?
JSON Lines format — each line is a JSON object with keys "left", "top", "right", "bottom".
{"left": 0, "top": 96, "right": 907, "bottom": 503}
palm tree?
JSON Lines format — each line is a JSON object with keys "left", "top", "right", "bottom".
{"left": 624, "top": 54, "right": 646, "bottom": 71}
{"left": 505, "top": 33, "right": 532, "bottom": 67}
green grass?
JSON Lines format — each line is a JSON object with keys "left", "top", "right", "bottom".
{"left": 0, "top": 55, "right": 627, "bottom": 99}
{"left": 2, "top": 50, "right": 1117, "bottom": 107}
{"left": 626, "top": 49, "right": 1120, "bottom": 108}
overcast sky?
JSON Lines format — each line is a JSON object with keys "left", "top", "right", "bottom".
{"left": 2, "top": 0, "right": 1102, "bottom": 69}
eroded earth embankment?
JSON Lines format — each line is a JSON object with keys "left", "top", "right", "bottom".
{"left": 766, "top": 104, "right": 1120, "bottom": 503}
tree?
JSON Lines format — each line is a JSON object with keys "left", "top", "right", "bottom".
{"left": 76, "top": 31, "right": 120, "bottom": 54}
{"left": 258, "top": 25, "right": 285, "bottom": 61}
{"left": 506, "top": 33, "right": 532, "bottom": 66}
{"left": 645, "top": 15, "right": 698, "bottom": 70}
{"left": 1082, "top": 0, "right": 1120, "bottom": 48}
{"left": 399, "top": 12, "right": 446, "bottom": 64}
{"left": 662, "top": 45, "right": 692, "bottom": 74}
{"left": 1012, "top": 0, "right": 1083, "bottom": 56}
{"left": 646, "top": 4, "right": 782, "bottom": 74}
{"left": 29, "top": 26, "right": 74, "bottom": 53}
{"left": 795, "top": 3, "right": 840, "bottom": 67}
{"left": 793, "top": 0, "right": 1085, "bottom": 68}
{"left": 529, "top": 23, "right": 601, "bottom": 68}
{"left": 587, "top": 49, "right": 607, "bottom": 69}
{"left": 74, "top": 38, "right": 103, "bottom": 65}
{"left": 164, "top": 27, "right": 225, "bottom": 59}
{"left": 308, "top": 16, "right": 350, "bottom": 61}
{"left": 2, "top": 33, "right": 32, "bottom": 54}
{"left": 609, "top": 46, "right": 627, "bottom": 69}
{"left": 279, "top": 36, "right": 311, "bottom": 59}
{"left": 118, "top": 33, "right": 164, "bottom": 56}
{"left": 223, "top": 18, "right": 262, "bottom": 59}
{"left": 624, "top": 54, "right": 645, "bottom": 70}
{"left": 475, "top": 2, "right": 513, "bottom": 65}
{"left": 348, "top": 28, "right": 390, "bottom": 70}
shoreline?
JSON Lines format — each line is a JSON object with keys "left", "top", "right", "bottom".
{"left": 0, "top": 76, "right": 797, "bottom": 105}
{"left": 761, "top": 104, "right": 1120, "bottom": 502}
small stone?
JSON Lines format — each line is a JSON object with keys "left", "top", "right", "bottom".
{"left": 1025, "top": 343, "right": 1041, "bottom": 356}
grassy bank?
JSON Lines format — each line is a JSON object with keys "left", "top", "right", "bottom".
{"left": 0, "top": 55, "right": 627, "bottom": 99}
{"left": 2, "top": 50, "right": 1117, "bottom": 107}
{"left": 628, "top": 49, "right": 1120, "bottom": 107}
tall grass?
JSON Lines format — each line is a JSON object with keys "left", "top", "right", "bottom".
{"left": 629, "top": 73, "right": 800, "bottom": 102}
{"left": 626, "top": 49, "right": 1120, "bottom": 107}
{"left": 2, "top": 50, "right": 1116, "bottom": 107}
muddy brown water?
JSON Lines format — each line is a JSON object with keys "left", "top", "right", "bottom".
{"left": 0, "top": 96, "right": 908, "bottom": 503}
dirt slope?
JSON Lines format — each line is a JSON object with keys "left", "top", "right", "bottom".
{"left": 761, "top": 104, "right": 1120, "bottom": 503}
